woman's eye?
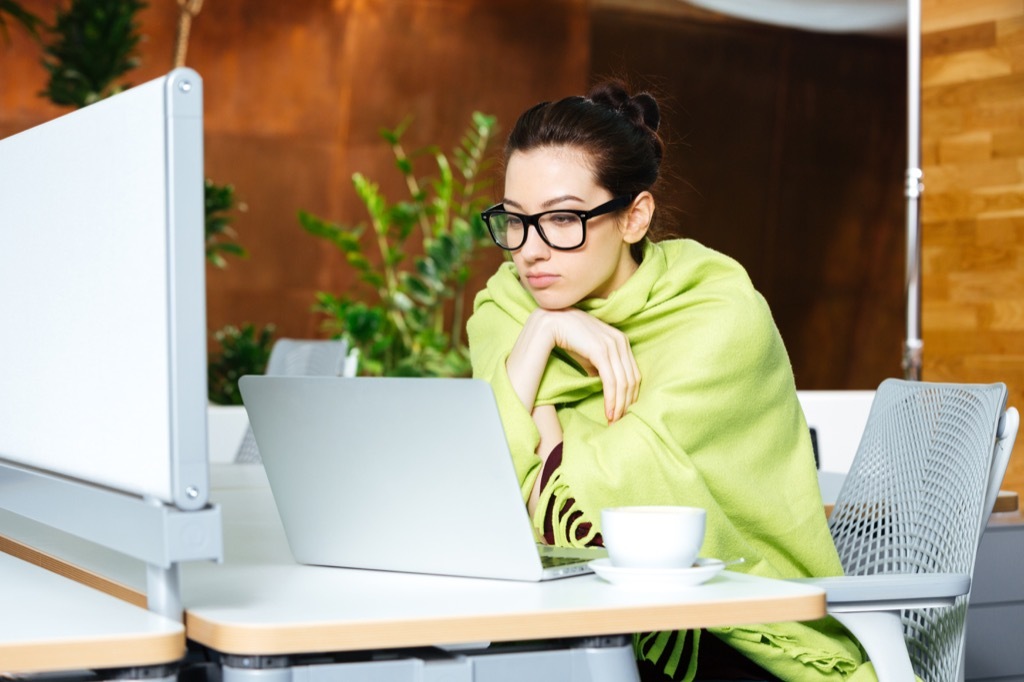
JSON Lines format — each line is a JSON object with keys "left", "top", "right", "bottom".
{"left": 548, "top": 213, "right": 577, "bottom": 226}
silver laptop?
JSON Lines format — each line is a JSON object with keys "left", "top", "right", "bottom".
{"left": 238, "top": 375, "right": 604, "bottom": 581}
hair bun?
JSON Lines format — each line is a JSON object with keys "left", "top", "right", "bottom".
{"left": 587, "top": 80, "right": 661, "bottom": 133}
{"left": 633, "top": 92, "right": 660, "bottom": 133}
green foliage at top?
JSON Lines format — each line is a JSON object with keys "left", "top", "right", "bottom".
{"left": 299, "top": 112, "right": 499, "bottom": 377}
{"left": 0, "top": 0, "right": 44, "bottom": 43}
{"left": 205, "top": 179, "right": 249, "bottom": 268}
{"left": 40, "top": 0, "right": 146, "bottom": 108}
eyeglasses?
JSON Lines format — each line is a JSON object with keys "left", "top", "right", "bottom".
{"left": 481, "top": 195, "right": 635, "bottom": 251}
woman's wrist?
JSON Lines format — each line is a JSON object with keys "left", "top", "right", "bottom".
{"left": 506, "top": 309, "right": 556, "bottom": 412}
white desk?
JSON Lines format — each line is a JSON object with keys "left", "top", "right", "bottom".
{"left": 175, "top": 466, "right": 823, "bottom": 655}
{"left": 0, "top": 551, "right": 183, "bottom": 675}
{"left": 1, "top": 464, "right": 826, "bottom": 679}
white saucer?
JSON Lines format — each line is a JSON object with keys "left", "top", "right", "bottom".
{"left": 590, "top": 557, "right": 726, "bottom": 587}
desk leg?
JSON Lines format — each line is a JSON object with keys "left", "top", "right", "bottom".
{"left": 221, "top": 655, "right": 292, "bottom": 682}
{"left": 468, "top": 635, "right": 639, "bottom": 682}
{"left": 574, "top": 636, "right": 640, "bottom": 682}
{"left": 221, "top": 653, "right": 466, "bottom": 682}
{"left": 146, "top": 561, "right": 182, "bottom": 621}
{"left": 101, "top": 663, "right": 178, "bottom": 682}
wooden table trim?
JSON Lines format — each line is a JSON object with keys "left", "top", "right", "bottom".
{"left": 1, "top": 631, "right": 184, "bottom": 674}
{"left": 0, "top": 534, "right": 146, "bottom": 608}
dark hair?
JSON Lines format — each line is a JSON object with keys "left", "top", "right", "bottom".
{"left": 505, "top": 79, "right": 665, "bottom": 263}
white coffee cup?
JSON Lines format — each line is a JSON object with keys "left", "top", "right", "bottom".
{"left": 601, "top": 506, "right": 707, "bottom": 569}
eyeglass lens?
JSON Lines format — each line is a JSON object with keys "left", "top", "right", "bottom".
{"left": 489, "top": 212, "right": 584, "bottom": 250}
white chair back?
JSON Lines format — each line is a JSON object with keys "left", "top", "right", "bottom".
{"left": 235, "top": 338, "right": 349, "bottom": 463}
{"left": 827, "top": 379, "right": 1012, "bottom": 682}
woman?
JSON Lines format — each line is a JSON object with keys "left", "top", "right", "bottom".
{"left": 466, "top": 81, "right": 874, "bottom": 681}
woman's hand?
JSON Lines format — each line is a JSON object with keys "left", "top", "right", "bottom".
{"left": 507, "top": 308, "right": 640, "bottom": 423}
{"left": 549, "top": 308, "right": 641, "bottom": 422}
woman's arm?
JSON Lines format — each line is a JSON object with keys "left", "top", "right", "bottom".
{"left": 505, "top": 309, "right": 558, "bottom": 415}
{"left": 505, "top": 307, "right": 641, "bottom": 518}
{"left": 506, "top": 308, "right": 641, "bottom": 423}
{"left": 527, "top": 404, "right": 562, "bottom": 515}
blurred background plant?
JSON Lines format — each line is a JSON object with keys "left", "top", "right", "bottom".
{"left": 204, "top": 178, "right": 249, "bottom": 268}
{"left": 202, "top": 175, "right": 264, "bottom": 403}
{"left": 207, "top": 323, "right": 275, "bottom": 405}
{"left": 299, "top": 112, "right": 498, "bottom": 377}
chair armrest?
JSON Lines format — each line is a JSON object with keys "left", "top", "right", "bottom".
{"left": 787, "top": 573, "right": 971, "bottom": 612}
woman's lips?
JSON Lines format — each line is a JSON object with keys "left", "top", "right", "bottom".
{"left": 525, "top": 272, "right": 559, "bottom": 288}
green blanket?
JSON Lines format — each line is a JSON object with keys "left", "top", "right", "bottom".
{"left": 467, "top": 239, "right": 872, "bottom": 680}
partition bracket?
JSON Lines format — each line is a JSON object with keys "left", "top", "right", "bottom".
{"left": 0, "top": 459, "right": 223, "bottom": 569}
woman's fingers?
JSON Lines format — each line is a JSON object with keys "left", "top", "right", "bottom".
{"left": 610, "top": 336, "right": 632, "bottom": 422}
{"left": 630, "top": 348, "right": 642, "bottom": 405}
{"left": 611, "top": 333, "right": 640, "bottom": 421}
{"left": 598, "top": 340, "right": 627, "bottom": 423}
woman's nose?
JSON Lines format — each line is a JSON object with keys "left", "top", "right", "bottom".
{"left": 518, "top": 223, "right": 550, "bottom": 260}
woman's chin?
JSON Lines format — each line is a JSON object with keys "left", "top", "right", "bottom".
{"left": 530, "top": 292, "right": 578, "bottom": 311}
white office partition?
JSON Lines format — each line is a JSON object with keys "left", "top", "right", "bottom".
{"left": 0, "top": 68, "right": 208, "bottom": 510}
{"left": 0, "top": 69, "right": 221, "bottom": 618}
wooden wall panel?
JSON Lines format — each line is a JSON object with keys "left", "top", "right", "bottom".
{"left": 922, "top": 2, "right": 1024, "bottom": 499}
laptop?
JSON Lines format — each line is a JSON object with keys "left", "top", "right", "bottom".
{"left": 238, "top": 375, "right": 604, "bottom": 581}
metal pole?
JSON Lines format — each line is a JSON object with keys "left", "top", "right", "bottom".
{"left": 146, "top": 561, "right": 183, "bottom": 621}
{"left": 903, "top": 0, "right": 924, "bottom": 380}
{"left": 145, "top": 495, "right": 183, "bottom": 621}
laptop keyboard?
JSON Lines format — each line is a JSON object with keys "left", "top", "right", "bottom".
{"left": 540, "top": 554, "right": 589, "bottom": 569}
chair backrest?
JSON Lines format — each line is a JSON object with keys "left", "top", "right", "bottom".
{"left": 235, "top": 338, "right": 349, "bottom": 463}
{"left": 828, "top": 379, "right": 1013, "bottom": 682}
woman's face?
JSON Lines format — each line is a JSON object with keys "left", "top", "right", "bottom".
{"left": 503, "top": 146, "right": 642, "bottom": 310}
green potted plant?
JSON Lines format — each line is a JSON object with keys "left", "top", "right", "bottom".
{"left": 299, "top": 112, "right": 498, "bottom": 377}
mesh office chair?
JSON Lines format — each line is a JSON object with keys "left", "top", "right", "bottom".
{"left": 796, "top": 379, "right": 1019, "bottom": 682}
{"left": 235, "top": 338, "right": 350, "bottom": 463}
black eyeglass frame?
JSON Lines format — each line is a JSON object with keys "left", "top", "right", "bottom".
{"left": 481, "top": 194, "right": 636, "bottom": 251}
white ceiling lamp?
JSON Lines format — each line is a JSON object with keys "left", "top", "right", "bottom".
{"left": 682, "top": 0, "right": 907, "bottom": 35}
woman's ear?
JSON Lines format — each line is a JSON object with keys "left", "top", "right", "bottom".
{"left": 621, "top": 191, "right": 654, "bottom": 244}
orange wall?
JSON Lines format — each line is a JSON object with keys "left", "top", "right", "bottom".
{"left": 921, "top": 0, "right": 1024, "bottom": 498}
